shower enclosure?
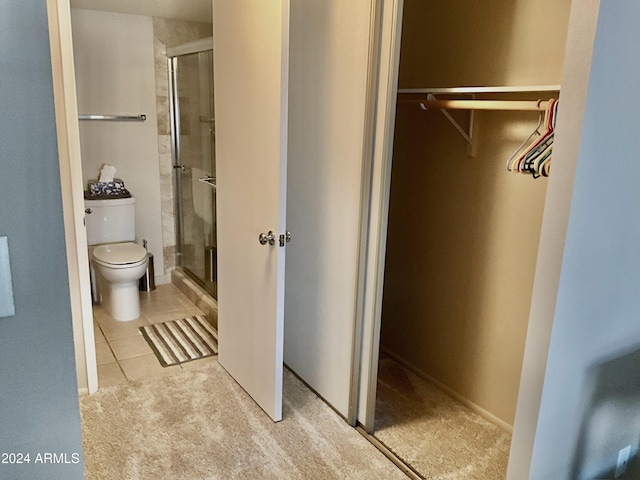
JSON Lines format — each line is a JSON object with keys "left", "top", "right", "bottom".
{"left": 168, "top": 39, "right": 217, "bottom": 298}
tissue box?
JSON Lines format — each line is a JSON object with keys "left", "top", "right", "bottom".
{"left": 88, "top": 178, "right": 128, "bottom": 197}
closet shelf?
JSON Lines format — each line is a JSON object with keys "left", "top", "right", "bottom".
{"left": 398, "top": 85, "right": 561, "bottom": 111}
{"left": 397, "top": 85, "right": 561, "bottom": 95}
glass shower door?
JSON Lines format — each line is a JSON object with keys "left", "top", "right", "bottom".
{"left": 171, "top": 50, "right": 217, "bottom": 298}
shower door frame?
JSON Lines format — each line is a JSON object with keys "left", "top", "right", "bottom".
{"left": 168, "top": 38, "right": 216, "bottom": 298}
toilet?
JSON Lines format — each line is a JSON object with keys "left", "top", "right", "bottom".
{"left": 84, "top": 197, "right": 148, "bottom": 321}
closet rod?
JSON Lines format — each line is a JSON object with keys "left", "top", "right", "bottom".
{"left": 406, "top": 99, "right": 553, "bottom": 111}
{"left": 398, "top": 85, "right": 561, "bottom": 94}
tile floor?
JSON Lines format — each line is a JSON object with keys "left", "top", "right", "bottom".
{"left": 93, "top": 283, "right": 215, "bottom": 388}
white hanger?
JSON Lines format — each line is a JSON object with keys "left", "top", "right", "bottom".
{"left": 505, "top": 102, "right": 545, "bottom": 171}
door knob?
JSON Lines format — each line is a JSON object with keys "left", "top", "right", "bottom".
{"left": 259, "top": 231, "right": 276, "bottom": 246}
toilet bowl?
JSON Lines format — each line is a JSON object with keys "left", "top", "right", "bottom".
{"left": 92, "top": 242, "right": 148, "bottom": 321}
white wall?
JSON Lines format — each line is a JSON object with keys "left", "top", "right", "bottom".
{"left": 71, "top": 9, "right": 165, "bottom": 278}
{"left": 527, "top": 1, "right": 640, "bottom": 478}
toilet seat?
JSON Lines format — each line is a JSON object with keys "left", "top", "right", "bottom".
{"left": 93, "top": 242, "right": 147, "bottom": 269}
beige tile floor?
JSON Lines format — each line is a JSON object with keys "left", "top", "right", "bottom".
{"left": 93, "top": 283, "right": 215, "bottom": 388}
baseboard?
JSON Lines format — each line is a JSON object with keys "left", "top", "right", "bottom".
{"left": 78, "top": 386, "right": 89, "bottom": 397}
{"left": 379, "top": 346, "right": 513, "bottom": 434}
{"left": 154, "top": 273, "right": 171, "bottom": 285}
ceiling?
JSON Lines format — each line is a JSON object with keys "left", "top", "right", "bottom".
{"left": 70, "top": 0, "right": 212, "bottom": 23}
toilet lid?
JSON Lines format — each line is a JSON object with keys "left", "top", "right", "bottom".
{"left": 93, "top": 242, "right": 147, "bottom": 265}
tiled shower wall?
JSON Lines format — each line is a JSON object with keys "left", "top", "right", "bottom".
{"left": 152, "top": 18, "right": 212, "bottom": 273}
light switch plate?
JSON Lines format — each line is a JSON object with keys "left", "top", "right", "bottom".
{"left": 0, "top": 236, "right": 16, "bottom": 318}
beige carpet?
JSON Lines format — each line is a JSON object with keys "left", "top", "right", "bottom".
{"left": 374, "top": 357, "right": 511, "bottom": 480}
{"left": 80, "top": 359, "right": 407, "bottom": 480}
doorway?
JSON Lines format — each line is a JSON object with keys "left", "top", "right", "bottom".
{"left": 54, "top": 0, "right": 214, "bottom": 394}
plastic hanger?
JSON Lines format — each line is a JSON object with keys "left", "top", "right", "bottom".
{"left": 515, "top": 99, "right": 557, "bottom": 174}
{"left": 510, "top": 99, "right": 552, "bottom": 172}
{"left": 536, "top": 100, "right": 560, "bottom": 177}
{"left": 506, "top": 103, "right": 545, "bottom": 171}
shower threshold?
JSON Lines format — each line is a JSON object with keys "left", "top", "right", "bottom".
{"left": 171, "top": 268, "right": 218, "bottom": 330}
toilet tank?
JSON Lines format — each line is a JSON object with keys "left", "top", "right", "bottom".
{"left": 84, "top": 197, "right": 136, "bottom": 246}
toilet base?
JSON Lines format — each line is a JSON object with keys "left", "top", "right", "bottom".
{"left": 100, "top": 280, "right": 141, "bottom": 322}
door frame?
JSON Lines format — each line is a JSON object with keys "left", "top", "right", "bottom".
{"left": 357, "top": 0, "right": 601, "bottom": 478}
{"left": 354, "top": 0, "right": 404, "bottom": 431}
{"left": 47, "top": 0, "right": 98, "bottom": 396}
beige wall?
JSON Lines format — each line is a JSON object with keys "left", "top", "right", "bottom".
{"left": 398, "top": 0, "right": 570, "bottom": 88}
{"left": 380, "top": 0, "right": 571, "bottom": 426}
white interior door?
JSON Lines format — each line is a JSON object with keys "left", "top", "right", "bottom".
{"left": 213, "top": 0, "right": 289, "bottom": 422}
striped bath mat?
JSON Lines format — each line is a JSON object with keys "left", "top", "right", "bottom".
{"left": 140, "top": 315, "right": 218, "bottom": 367}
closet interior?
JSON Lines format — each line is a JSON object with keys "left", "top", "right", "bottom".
{"left": 372, "top": 0, "right": 573, "bottom": 478}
